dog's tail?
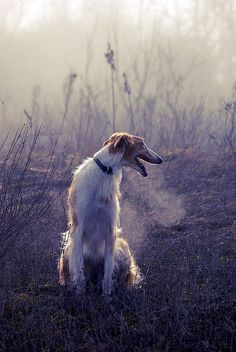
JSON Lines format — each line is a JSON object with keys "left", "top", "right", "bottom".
{"left": 114, "top": 235, "right": 142, "bottom": 287}
{"left": 58, "top": 231, "right": 70, "bottom": 286}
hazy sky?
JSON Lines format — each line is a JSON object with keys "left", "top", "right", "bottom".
{"left": 6, "top": 0, "right": 192, "bottom": 30}
{"left": 1, "top": 0, "right": 235, "bottom": 131}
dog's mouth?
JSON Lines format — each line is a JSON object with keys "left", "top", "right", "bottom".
{"left": 136, "top": 157, "right": 148, "bottom": 177}
{"left": 135, "top": 150, "right": 163, "bottom": 177}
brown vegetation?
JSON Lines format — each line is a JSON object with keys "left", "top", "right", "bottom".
{"left": 0, "top": 138, "right": 235, "bottom": 351}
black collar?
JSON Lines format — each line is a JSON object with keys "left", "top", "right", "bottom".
{"left": 94, "top": 157, "right": 113, "bottom": 175}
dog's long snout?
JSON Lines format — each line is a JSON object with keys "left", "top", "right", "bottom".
{"left": 156, "top": 156, "right": 163, "bottom": 164}
{"left": 139, "top": 147, "right": 163, "bottom": 164}
{"left": 151, "top": 153, "right": 162, "bottom": 164}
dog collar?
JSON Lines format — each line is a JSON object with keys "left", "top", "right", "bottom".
{"left": 94, "top": 157, "right": 113, "bottom": 174}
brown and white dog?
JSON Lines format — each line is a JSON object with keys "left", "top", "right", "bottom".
{"left": 59, "top": 132, "right": 162, "bottom": 297}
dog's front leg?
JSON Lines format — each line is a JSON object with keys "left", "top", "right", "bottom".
{"left": 103, "top": 231, "right": 115, "bottom": 298}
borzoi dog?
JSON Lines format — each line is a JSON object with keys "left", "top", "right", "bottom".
{"left": 59, "top": 132, "right": 162, "bottom": 297}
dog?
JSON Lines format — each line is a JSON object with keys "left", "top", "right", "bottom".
{"left": 59, "top": 132, "right": 162, "bottom": 297}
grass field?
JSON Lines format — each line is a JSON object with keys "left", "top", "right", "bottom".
{"left": 0, "top": 150, "right": 235, "bottom": 351}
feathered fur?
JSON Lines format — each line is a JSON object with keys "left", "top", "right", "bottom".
{"left": 59, "top": 133, "right": 162, "bottom": 296}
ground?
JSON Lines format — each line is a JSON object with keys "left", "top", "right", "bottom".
{"left": 0, "top": 151, "right": 235, "bottom": 351}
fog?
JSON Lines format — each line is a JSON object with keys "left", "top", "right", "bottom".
{"left": 1, "top": 0, "right": 236, "bottom": 149}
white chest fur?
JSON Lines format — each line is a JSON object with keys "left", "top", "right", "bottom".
{"left": 71, "top": 158, "right": 122, "bottom": 260}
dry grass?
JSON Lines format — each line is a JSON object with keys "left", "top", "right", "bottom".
{"left": 0, "top": 151, "right": 235, "bottom": 351}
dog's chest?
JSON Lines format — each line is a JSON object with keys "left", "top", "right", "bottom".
{"left": 95, "top": 174, "right": 120, "bottom": 207}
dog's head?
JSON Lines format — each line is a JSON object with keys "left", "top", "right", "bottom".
{"left": 103, "top": 132, "right": 162, "bottom": 177}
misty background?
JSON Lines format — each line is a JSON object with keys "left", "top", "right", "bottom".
{"left": 1, "top": 2, "right": 236, "bottom": 350}
{"left": 1, "top": 0, "right": 236, "bottom": 152}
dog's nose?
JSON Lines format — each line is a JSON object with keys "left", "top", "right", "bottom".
{"left": 157, "top": 157, "right": 163, "bottom": 164}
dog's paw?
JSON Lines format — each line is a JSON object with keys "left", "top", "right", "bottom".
{"left": 103, "top": 293, "right": 111, "bottom": 303}
{"left": 102, "top": 278, "right": 113, "bottom": 297}
{"left": 75, "top": 277, "right": 86, "bottom": 295}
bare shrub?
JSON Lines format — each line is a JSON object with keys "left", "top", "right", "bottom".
{"left": 224, "top": 98, "right": 236, "bottom": 156}
{"left": 105, "top": 42, "right": 116, "bottom": 132}
{"left": 0, "top": 125, "right": 71, "bottom": 260}
{"left": 209, "top": 83, "right": 236, "bottom": 156}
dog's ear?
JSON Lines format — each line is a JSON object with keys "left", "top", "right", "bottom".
{"left": 103, "top": 138, "right": 111, "bottom": 146}
{"left": 103, "top": 134, "right": 116, "bottom": 146}
{"left": 103, "top": 133, "right": 132, "bottom": 150}
{"left": 113, "top": 135, "right": 132, "bottom": 150}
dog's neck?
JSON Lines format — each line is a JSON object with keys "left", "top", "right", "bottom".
{"left": 93, "top": 145, "right": 123, "bottom": 173}
{"left": 92, "top": 145, "right": 123, "bottom": 200}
